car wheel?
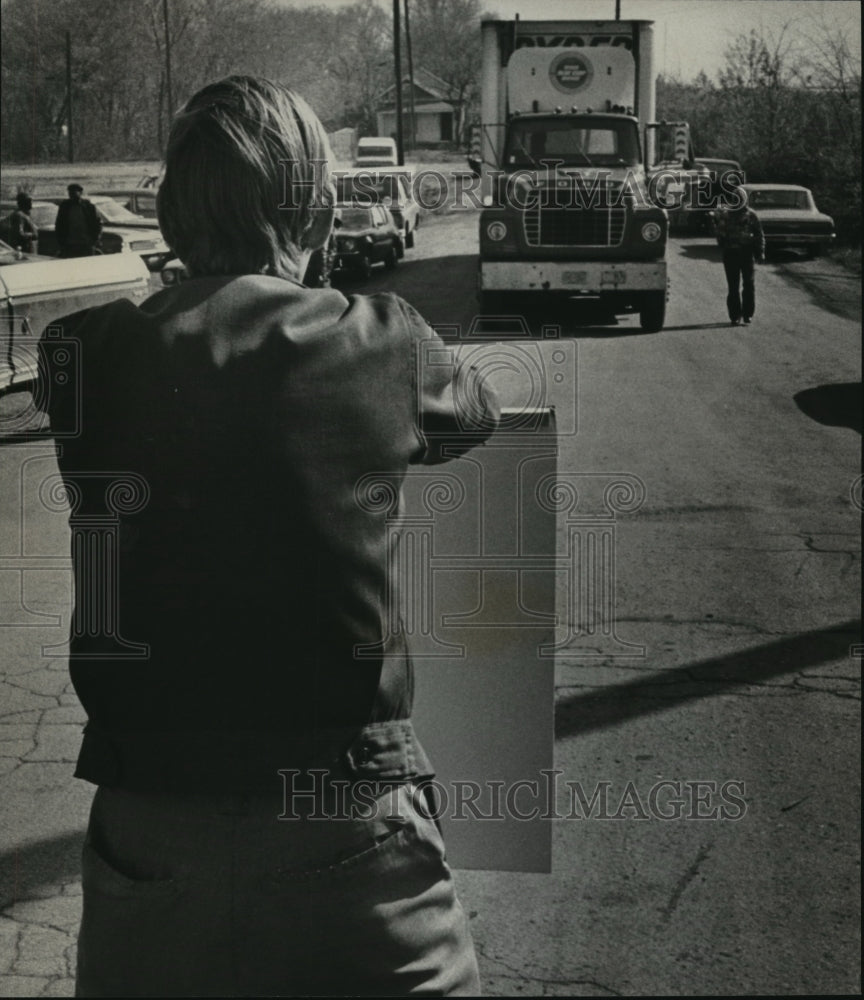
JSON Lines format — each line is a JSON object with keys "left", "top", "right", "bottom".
{"left": 639, "top": 291, "right": 666, "bottom": 333}
{"left": 384, "top": 244, "right": 398, "bottom": 270}
{"left": 805, "top": 245, "right": 822, "bottom": 259}
{"left": 405, "top": 227, "right": 415, "bottom": 249}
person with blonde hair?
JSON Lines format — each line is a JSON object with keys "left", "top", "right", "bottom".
{"left": 40, "top": 76, "right": 494, "bottom": 997}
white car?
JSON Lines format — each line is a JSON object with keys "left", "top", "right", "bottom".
{"left": 334, "top": 168, "right": 420, "bottom": 249}
{"left": 354, "top": 137, "right": 399, "bottom": 168}
{"left": 0, "top": 241, "right": 150, "bottom": 394}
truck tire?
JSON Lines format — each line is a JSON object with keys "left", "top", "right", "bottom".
{"left": 384, "top": 244, "right": 399, "bottom": 270}
{"left": 805, "top": 244, "right": 822, "bottom": 260}
{"left": 405, "top": 227, "right": 415, "bottom": 249}
{"left": 639, "top": 291, "right": 666, "bottom": 333}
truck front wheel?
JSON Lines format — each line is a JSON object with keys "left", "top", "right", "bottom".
{"left": 639, "top": 291, "right": 666, "bottom": 333}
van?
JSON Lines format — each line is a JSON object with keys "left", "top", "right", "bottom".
{"left": 354, "top": 137, "right": 398, "bottom": 168}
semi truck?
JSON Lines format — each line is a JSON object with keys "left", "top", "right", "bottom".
{"left": 475, "top": 18, "right": 675, "bottom": 332}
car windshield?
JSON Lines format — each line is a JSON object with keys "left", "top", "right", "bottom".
{"left": 506, "top": 116, "right": 640, "bottom": 168}
{"left": 94, "top": 198, "right": 147, "bottom": 223}
{"left": 338, "top": 208, "right": 374, "bottom": 229}
{"left": 337, "top": 175, "right": 401, "bottom": 204}
{"left": 358, "top": 146, "right": 395, "bottom": 159}
{"left": 30, "top": 204, "right": 58, "bottom": 226}
{"left": 747, "top": 189, "right": 811, "bottom": 210}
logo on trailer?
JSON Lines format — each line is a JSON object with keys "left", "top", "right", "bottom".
{"left": 549, "top": 52, "right": 593, "bottom": 94}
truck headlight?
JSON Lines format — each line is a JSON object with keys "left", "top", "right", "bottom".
{"left": 340, "top": 238, "right": 356, "bottom": 251}
{"left": 641, "top": 222, "right": 662, "bottom": 242}
{"left": 486, "top": 221, "right": 507, "bottom": 242}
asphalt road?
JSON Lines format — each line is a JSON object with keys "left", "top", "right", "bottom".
{"left": 339, "top": 215, "right": 862, "bottom": 994}
{"left": 0, "top": 215, "right": 860, "bottom": 995}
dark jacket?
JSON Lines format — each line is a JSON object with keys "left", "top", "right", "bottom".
{"left": 55, "top": 197, "right": 102, "bottom": 250}
{"left": 713, "top": 207, "right": 765, "bottom": 258}
{"left": 40, "top": 277, "right": 499, "bottom": 790}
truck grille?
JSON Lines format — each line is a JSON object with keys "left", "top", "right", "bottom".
{"left": 523, "top": 207, "right": 626, "bottom": 247}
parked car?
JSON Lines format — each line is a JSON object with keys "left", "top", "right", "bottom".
{"left": 741, "top": 184, "right": 835, "bottom": 258}
{"left": 694, "top": 159, "right": 746, "bottom": 185}
{"left": 76, "top": 195, "right": 160, "bottom": 231}
{"left": 92, "top": 189, "right": 158, "bottom": 219}
{"left": 354, "top": 137, "right": 399, "bottom": 168}
{"left": 0, "top": 239, "right": 150, "bottom": 393}
{"left": 694, "top": 159, "right": 746, "bottom": 220}
{"left": 335, "top": 168, "right": 420, "bottom": 249}
{"left": 332, "top": 205, "right": 402, "bottom": 278}
{"left": 6, "top": 197, "right": 171, "bottom": 271}
{"left": 161, "top": 240, "right": 337, "bottom": 289}
{"left": 0, "top": 201, "right": 66, "bottom": 256}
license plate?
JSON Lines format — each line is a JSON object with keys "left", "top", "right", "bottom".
{"left": 601, "top": 270, "right": 626, "bottom": 285}
{"left": 562, "top": 271, "right": 588, "bottom": 285}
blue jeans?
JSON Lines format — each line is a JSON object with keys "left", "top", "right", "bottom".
{"left": 76, "top": 747, "right": 480, "bottom": 996}
{"left": 722, "top": 248, "right": 756, "bottom": 321}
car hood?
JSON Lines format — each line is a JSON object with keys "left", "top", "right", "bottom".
{"left": 336, "top": 227, "right": 377, "bottom": 238}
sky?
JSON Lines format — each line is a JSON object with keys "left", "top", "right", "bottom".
{"left": 276, "top": 0, "right": 861, "bottom": 83}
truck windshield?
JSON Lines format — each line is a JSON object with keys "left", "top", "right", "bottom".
{"left": 505, "top": 116, "right": 640, "bottom": 168}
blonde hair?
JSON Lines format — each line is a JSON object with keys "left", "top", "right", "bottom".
{"left": 157, "top": 76, "right": 333, "bottom": 278}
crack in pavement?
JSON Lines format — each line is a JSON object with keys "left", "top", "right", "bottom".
{"left": 475, "top": 945, "right": 622, "bottom": 996}
{"left": 659, "top": 842, "right": 712, "bottom": 923}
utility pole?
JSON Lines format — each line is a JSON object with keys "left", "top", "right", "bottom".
{"left": 615, "top": 0, "right": 621, "bottom": 20}
{"left": 65, "top": 31, "right": 74, "bottom": 163}
{"left": 163, "top": 0, "right": 174, "bottom": 132}
{"left": 404, "top": 0, "right": 416, "bottom": 151}
{"left": 393, "top": 0, "right": 404, "bottom": 165}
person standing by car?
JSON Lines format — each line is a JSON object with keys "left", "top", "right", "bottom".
{"left": 55, "top": 183, "right": 101, "bottom": 257}
{"left": 39, "top": 76, "right": 494, "bottom": 997}
{"left": 713, "top": 186, "right": 765, "bottom": 326}
{"left": 10, "top": 192, "right": 39, "bottom": 254}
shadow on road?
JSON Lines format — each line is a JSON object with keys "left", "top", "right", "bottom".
{"left": 661, "top": 322, "right": 731, "bottom": 332}
{"left": 555, "top": 619, "right": 861, "bottom": 739}
{"left": 0, "top": 830, "right": 84, "bottom": 909}
{"left": 676, "top": 242, "right": 721, "bottom": 261}
{"left": 794, "top": 383, "right": 862, "bottom": 434}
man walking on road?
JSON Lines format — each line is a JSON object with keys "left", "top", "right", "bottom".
{"left": 54, "top": 183, "right": 101, "bottom": 257}
{"left": 713, "top": 186, "right": 765, "bottom": 326}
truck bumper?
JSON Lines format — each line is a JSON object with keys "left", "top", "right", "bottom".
{"left": 481, "top": 260, "right": 667, "bottom": 293}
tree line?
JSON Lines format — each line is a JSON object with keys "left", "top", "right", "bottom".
{"left": 1, "top": 2, "right": 859, "bottom": 241}
{"left": 659, "top": 16, "right": 860, "bottom": 242}
{"left": 0, "top": 0, "right": 482, "bottom": 162}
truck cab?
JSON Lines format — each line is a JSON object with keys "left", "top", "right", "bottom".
{"left": 477, "top": 19, "right": 670, "bottom": 332}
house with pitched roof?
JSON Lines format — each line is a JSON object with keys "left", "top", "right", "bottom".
{"left": 375, "top": 67, "right": 464, "bottom": 146}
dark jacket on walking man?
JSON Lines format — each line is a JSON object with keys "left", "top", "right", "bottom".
{"left": 55, "top": 184, "right": 102, "bottom": 257}
{"left": 713, "top": 191, "right": 766, "bottom": 326}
